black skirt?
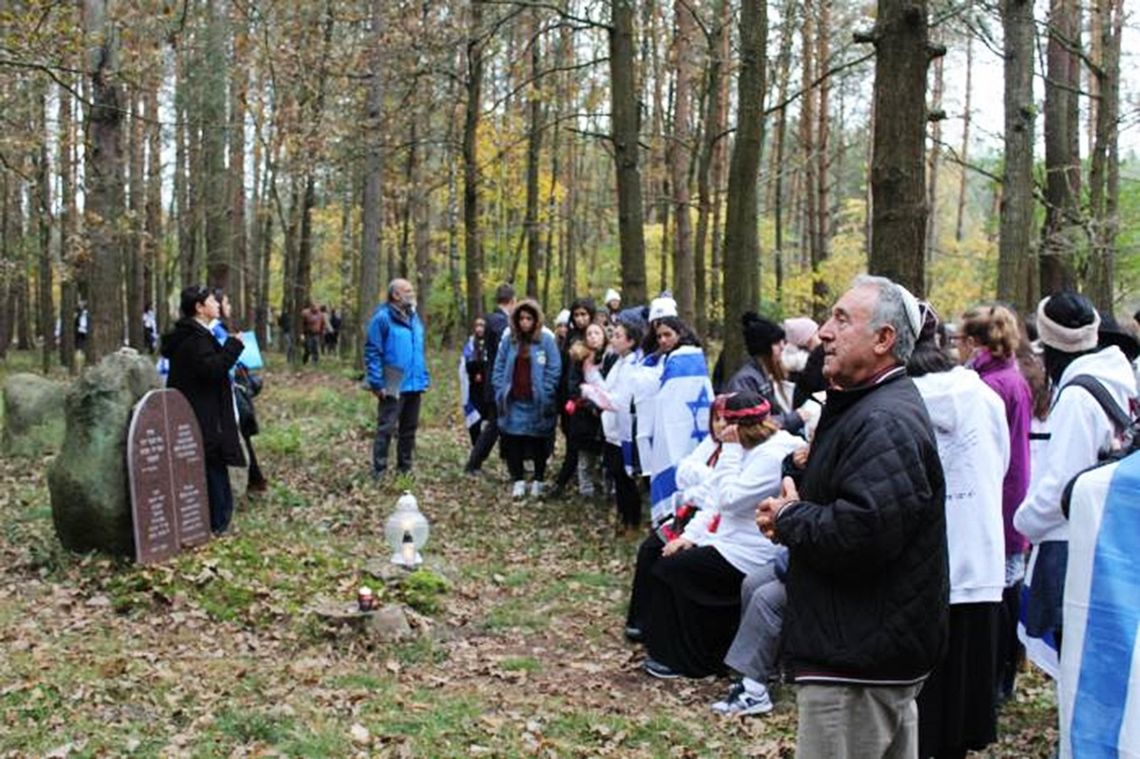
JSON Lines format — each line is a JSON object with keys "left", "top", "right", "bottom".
{"left": 918, "top": 601, "right": 1001, "bottom": 758}
{"left": 644, "top": 545, "right": 744, "bottom": 678}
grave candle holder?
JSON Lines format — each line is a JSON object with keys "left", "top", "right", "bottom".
{"left": 385, "top": 491, "right": 429, "bottom": 568}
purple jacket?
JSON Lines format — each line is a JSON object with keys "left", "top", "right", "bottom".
{"left": 971, "top": 350, "right": 1032, "bottom": 556}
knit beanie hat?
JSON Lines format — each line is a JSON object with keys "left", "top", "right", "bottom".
{"left": 783, "top": 317, "right": 819, "bottom": 348}
{"left": 604, "top": 288, "right": 621, "bottom": 307}
{"left": 1037, "top": 292, "right": 1100, "bottom": 353}
{"left": 742, "top": 312, "right": 786, "bottom": 356}
{"left": 554, "top": 309, "right": 570, "bottom": 327}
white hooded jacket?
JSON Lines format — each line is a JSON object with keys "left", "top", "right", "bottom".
{"left": 1014, "top": 346, "right": 1138, "bottom": 544}
{"left": 914, "top": 366, "right": 1009, "bottom": 604}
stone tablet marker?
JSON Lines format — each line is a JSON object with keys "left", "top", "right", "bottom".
{"left": 128, "top": 389, "right": 211, "bottom": 564}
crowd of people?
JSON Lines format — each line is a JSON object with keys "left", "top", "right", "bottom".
{"left": 441, "top": 276, "right": 1138, "bottom": 758}
{"left": 157, "top": 271, "right": 1140, "bottom": 757}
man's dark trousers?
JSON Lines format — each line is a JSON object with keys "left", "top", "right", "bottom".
{"left": 373, "top": 391, "right": 423, "bottom": 477}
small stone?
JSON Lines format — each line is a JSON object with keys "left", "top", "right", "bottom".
{"left": 366, "top": 604, "right": 412, "bottom": 642}
{"left": 350, "top": 723, "right": 371, "bottom": 745}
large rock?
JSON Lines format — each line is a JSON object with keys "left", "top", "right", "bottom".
{"left": 2, "top": 373, "right": 67, "bottom": 456}
{"left": 48, "top": 349, "right": 161, "bottom": 555}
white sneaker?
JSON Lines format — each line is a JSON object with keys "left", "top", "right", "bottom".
{"left": 711, "top": 682, "right": 773, "bottom": 716}
{"left": 530, "top": 481, "right": 544, "bottom": 498}
{"left": 511, "top": 481, "right": 527, "bottom": 499}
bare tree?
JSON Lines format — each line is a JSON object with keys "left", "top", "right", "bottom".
{"left": 721, "top": 0, "right": 767, "bottom": 375}
{"left": 860, "top": 0, "right": 937, "bottom": 296}
{"left": 609, "top": 0, "right": 648, "bottom": 307}
{"left": 997, "top": 0, "right": 1036, "bottom": 312}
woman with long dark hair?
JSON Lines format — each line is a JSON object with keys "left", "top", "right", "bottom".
{"left": 492, "top": 299, "right": 562, "bottom": 499}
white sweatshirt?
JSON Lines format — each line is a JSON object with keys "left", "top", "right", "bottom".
{"left": 1014, "top": 346, "right": 1138, "bottom": 544}
{"left": 914, "top": 367, "right": 1009, "bottom": 604}
{"left": 680, "top": 431, "right": 803, "bottom": 576}
{"left": 598, "top": 351, "right": 640, "bottom": 447}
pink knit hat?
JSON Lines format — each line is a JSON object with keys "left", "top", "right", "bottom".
{"left": 783, "top": 317, "right": 819, "bottom": 348}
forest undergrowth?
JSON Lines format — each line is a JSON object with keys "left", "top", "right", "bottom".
{"left": 0, "top": 349, "right": 1057, "bottom": 757}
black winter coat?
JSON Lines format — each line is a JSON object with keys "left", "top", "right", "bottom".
{"left": 481, "top": 308, "right": 510, "bottom": 406}
{"left": 776, "top": 368, "right": 948, "bottom": 685}
{"left": 161, "top": 318, "right": 247, "bottom": 467}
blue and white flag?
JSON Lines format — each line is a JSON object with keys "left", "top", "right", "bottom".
{"left": 458, "top": 338, "right": 482, "bottom": 429}
{"left": 636, "top": 345, "right": 713, "bottom": 523}
{"left": 1059, "top": 452, "right": 1140, "bottom": 759}
{"left": 1018, "top": 547, "right": 1061, "bottom": 680}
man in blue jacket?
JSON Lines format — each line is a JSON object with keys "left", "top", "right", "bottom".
{"left": 364, "top": 279, "right": 430, "bottom": 479}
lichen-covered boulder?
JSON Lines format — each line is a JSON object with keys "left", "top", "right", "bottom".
{"left": 2, "top": 373, "right": 67, "bottom": 456}
{"left": 47, "top": 349, "right": 161, "bottom": 555}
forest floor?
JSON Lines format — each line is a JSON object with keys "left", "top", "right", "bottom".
{"left": 0, "top": 348, "right": 1057, "bottom": 758}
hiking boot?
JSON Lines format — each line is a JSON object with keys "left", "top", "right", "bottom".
{"left": 711, "top": 682, "right": 773, "bottom": 716}
{"left": 511, "top": 481, "right": 527, "bottom": 499}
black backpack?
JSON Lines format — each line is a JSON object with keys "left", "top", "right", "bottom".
{"left": 1060, "top": 375, "right": 1139, "bottom": 518}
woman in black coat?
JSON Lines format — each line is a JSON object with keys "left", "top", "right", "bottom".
{"left": 161, "top": 286, "right": 246, "bottom": 534}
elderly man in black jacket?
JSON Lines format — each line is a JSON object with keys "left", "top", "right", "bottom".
{"left": 758, "top": 275, "right": 948, "bottom": 759}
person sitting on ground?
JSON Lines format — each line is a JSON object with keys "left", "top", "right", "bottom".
{"left": 626, "top": 394, "right": 733, "bottom": 641}
{"left": 492, "top": 299, "right": 562, "bottom": 499}
{"left": 631, "top": 392, "right": 803, "bottom": 680}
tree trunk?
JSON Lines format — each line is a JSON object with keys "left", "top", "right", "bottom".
{"left": 722, "top": 0, "right": 767, "bottom": 375}
{"left": 925, "top": 54, "right": 943, "bottom": 293}
{"left": 84, "top": 0, "right": 127, "bottom": 363}
{"left": 865, "top": 0, "right": 932, "bottom": 296}
{"left": 125, "top": 94, "right": 145, "bottom": 350}
{"left": 146, "top": 71, "right": 164, "bottom": 333}
{"left": 202, "top": 0, "right": 229, "bottom": 292}
{"left": 954, "top": 35, "right": 972, "bottom": 242}
{"left": 58, "top": 71, "right": 78, "bottom": 372}
{"left": 670, "top": 0, "right": 696, "bottom": 323}
{"left": 695, "top": 0, "right": 729, "bottom": 337}
{"left": 359, "top": 0, "right": 385, "bottom": 361}
{"left": 997, "top": 0, "right": 1036, "bottom": 312}
{"left": 524, "top": 7, "right": 543, "bottom": 299}
{"left": 1039, "top": 0, "right": 1082, "bottom": 295}
{"left": 609, "top": 0, "right": 648, "bottom": 307}
{"left": 230, "top": 18, "right": 248, "bottom": 322}
{"left": 1086, "top": 0, "right": 1122, "bottom": 310}
{"left": 34, "top": 83, "right": 54, "bottom": 372}
{"left": 464, "top": 0, "right": 486, "bottom": 320}
{"left": 812, "top": 0, "right": 832, "bottom": 319}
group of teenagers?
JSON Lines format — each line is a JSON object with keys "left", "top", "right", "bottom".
{"left": 461, "top": 276, "right": 1140, "bottom": 758}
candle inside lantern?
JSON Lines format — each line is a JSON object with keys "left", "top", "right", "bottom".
{"left": 400, "top": 531, "right": 416, "bottom": 566}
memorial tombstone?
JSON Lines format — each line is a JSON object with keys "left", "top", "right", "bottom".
{"left": 128, "top": 389, "right": 211, "bottom": 564}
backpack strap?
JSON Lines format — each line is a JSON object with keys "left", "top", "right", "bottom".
{"left": 1061, "top": 375, "right": 1133, "bottom": 433}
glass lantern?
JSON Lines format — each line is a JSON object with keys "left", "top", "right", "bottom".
{"left": 385, "top": 491, "right": 430, "bottom": 567}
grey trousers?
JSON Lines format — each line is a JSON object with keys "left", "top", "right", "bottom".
{"left": 795, "top": 682, "right": 922, "bottom": 759}
{"left": 724, "top": 562, "right": 785, "bottom": 682}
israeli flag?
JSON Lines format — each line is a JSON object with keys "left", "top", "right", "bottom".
{"left": 458, "top": 338, "right": 481, "bottom": 429}
{"left": 1018, "top": 546, "right": 1061, "bottom": 680}
{"left": 1059, "top": 451, "right": 1140, "bottom": 759}
{"left": 637, "top": 346, "right": 713, "bottom": 523}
